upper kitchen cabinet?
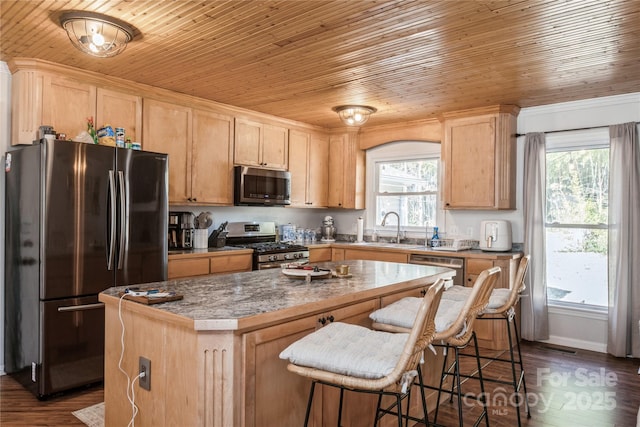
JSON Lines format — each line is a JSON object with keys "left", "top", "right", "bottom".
{"left": 143, "top": 99, "right": 234, "bottom": 205}
{"left": 327, "top": 132, "right": 365, "bottom": 209}
{"left": 441, "top": 105, "right": 520, "bottom": 210}
{"left": 96, "top": 88, "right": 142, "bottom": 142}
{"left": 10, "top": 62, "right": 142, "bottom": 145}
{"left": 288, "top": 129, "right": 329, "bottom": 207}
{"left": 234, "top": 117, "right": 288, "bottom": 170}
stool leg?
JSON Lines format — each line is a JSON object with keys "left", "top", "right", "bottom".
{"left": 505, "top": 317, "right": 523, "bottom": 427}
{"left": 304, "top": 381, "right": 316, "bottom": 427}
{"left": 396, "top": 394, "right": 403, "bottom": 427}
{"left": 512, "top": 316, "right": 531, "bottom": 419}
{"left": 454, "top": 347, "right": 464, "bottom": 427}
{"left": 337, "top": 387, "right": 345, "bottom": 427}
{"left": 373, "top": 393, "right": 383, "bottom": 427}
{"left": 416, "top": 365, "right": 430, "bottom": 427}
{"left": 472, "top": 332, "right": 489, "bottom": 427}
{"left": 433, "top": 345, "right": 450, "bottom": 424}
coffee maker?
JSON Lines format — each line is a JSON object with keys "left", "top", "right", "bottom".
{"left": 321, "top": 216, "right": 336, "bottom": 242}
{"left": 168, "top": 211, "right": 195, "bottom": 249}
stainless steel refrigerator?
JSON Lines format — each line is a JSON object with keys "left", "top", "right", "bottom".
{"left": 4, "top": 139, "right": 168, "bottom": 398}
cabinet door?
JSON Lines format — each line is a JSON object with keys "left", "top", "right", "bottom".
{"left": 209, "top": 253, "right": 252, "bottom": 274}
{"left": 243, "top": 299, "right": 378, "bottom": 427}
{"left": 143, "top": 99, "right": 192, "bottom": 204}
{"left": 327, "top": 134, "right": 346, "bottom": 207}
{"left": 42, "top": 75, "right": 96, "bottom": 139}
{"left": 96, "top": 88, "right": 142, "bottom": 142}
{"left": 344, "top": 249, "right": 408, "bottom": 263}
{"left": 262, "top": 124, "right": 289, "bottom": 169}
{"left": 192, "top": 109, "right": 234, "bottom": 204}
{"left": 309, "top": 247, "right": 332, "bottom": 263}
{"left": 308, "top": 133, "right": 329, "bottom": 206}
{"left": 234, "top": 118, "right": 262, "bottom": 166}
{"left": 288, "top": 130, "right": 310, "bottom": 206}
{"left": 167, "top": 258, "right": 210, "bottom": 279}
{"left": 444, "top": 115, "right": 496, "bottom": 208}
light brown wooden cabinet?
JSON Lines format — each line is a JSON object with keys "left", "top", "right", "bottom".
{"left": 243, "top": 299, "right": 379, "bottom": 427}
{"left": 168, "top": 252, "right": 252, "bottom": 279}
{"left": 343, "top": 248, "right": 408, "bottom": 263}
{"left": 289, "top": 129, "right": 329, "bottom": 207}
{"left": 327, "top": 132, "right": 365, "bottom": 209}
{"left": 234, "top": 118, "right": 288, "bottom": 169}
{"left": 309, "top": 247, "right": 332, "bottom": 263}
{"left": 143, "top": 99, "right": 234, "bottom": 205}
{"left": 96, "top": 87, "right": 143, "bottom": 142}
{"left": 11, "top": 65, "right": 142, "bottom": 145}
{"left": 441, "top": 105, "right": 519, "bottom": 210}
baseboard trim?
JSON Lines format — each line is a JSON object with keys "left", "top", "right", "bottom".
{"left": 539, "top": 335, "right": 607, "bottom": 353}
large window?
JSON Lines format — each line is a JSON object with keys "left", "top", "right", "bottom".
{"left": 545, "top": 131, "right": 609, "bottom": 307}
{"left": 366, "top": 142, "right": 441, "bottom": 232}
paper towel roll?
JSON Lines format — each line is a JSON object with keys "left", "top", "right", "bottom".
{"left": 356, "top": 217, "right": 364, "bottom": 242}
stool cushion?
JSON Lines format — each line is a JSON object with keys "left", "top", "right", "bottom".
{"left": 442, "top": 285, "right": 511, "bottom": 310}
{"left": 279, "top": 322, "right": 408, "bottom": 379}
{"left": 369, "top": 297, "right": 463, "bottom": 331}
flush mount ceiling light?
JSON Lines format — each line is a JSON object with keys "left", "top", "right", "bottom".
{"left": 60, "top": 11, "right": 135, "bottom": 58}
{"left": 332, "top": 105, "right": 377, "bottom": 126}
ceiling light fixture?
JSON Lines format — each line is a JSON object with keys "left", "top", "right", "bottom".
{"left": 332, "top": 105, "right": 377, "bottom": 126}
{"left": 60, "top": 11, "right": 135, "bottom": 58}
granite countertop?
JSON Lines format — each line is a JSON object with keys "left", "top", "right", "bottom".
{"left": 100, "top": 260, "right": 454, "bottom": 331}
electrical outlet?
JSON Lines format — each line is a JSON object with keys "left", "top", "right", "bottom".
{"left": 449, "top": 226, "right": 459, "bottom": 236}
{"left": 139, "top": 356, "right": 151, "bottom": 391}
{"left": 466, "top": 227, "right": 474, "bottom": 237}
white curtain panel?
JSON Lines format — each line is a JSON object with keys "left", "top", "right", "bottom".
{"left": 522, "top": 132, "right": 549, "bottom": 341}
{"left": 607, "top": 122, "right": 640, "bottom": 357}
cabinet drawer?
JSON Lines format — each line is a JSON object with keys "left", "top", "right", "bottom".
{"left": 210, "top": 254, "right": 252, "bottom": 274}
{"left": 466, "top": 258, "right": 493, "bottom": 275}
{"left": 309, "top": 247, "right": 332, "bottom": 263}
{"left": 168, "top": 258, "right": 210, "bottom": 279}
{"left": 344, "top": 249, "right": 408, "bottom": 263}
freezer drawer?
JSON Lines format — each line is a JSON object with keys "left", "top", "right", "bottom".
{"left": 38, "top": 295, "right": 105, "bottom": 397}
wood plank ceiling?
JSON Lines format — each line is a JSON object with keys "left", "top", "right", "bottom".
{"left": 1, "top": 0, "right": 639, "bottom": 128}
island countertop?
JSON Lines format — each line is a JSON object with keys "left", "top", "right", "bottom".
{"left": 99, "top": 260, "right": 454, "bottom": 333}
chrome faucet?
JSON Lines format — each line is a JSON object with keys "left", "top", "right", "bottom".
{"left": 381, "top": 211, "right": 401, "bottom": 243}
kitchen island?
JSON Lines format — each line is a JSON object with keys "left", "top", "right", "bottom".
{"left": 99, "top": 260, "right": 454, "bottom": 427}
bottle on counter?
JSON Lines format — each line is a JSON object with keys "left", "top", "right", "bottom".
{"left": 430, "top": 226, "right": 440, "bottom": 248}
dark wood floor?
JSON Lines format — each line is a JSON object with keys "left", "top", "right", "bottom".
{"left": 1, "top": 340, "right": 638, "bottom": 426}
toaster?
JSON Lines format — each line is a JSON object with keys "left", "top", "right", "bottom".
{"left": 479, "top": 220, "right": 512, "bottom": 251}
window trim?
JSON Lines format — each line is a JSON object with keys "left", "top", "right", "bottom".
{"left": 365, "top": 141, "right": 442, "bottom": 236}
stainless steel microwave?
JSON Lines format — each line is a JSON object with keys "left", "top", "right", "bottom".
{"left": 234, "top": 166, "right": 291, "bottom": 206}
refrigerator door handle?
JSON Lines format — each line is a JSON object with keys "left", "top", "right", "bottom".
{"left": 107, "top": 170, "right": 117, "bottom": 270}
{"left": 57, "top": 302, "right": 105, "bottom": 312}
{"left": 117, "top": 170, "right": 126, "bottom": 270}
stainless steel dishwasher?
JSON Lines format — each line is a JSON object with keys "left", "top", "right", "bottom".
{"left": 409, "top": 254, "right": 465, "bottom": 286}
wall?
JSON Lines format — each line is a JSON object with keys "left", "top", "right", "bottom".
{"left": 0, "top": 62, "right": 11, "bottom": 374}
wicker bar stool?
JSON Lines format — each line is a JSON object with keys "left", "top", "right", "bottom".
{"left": 442, "top": 255, "right": 531, "bottom": 426}
{"left": 279, "top": 278, "right": 446, "bottom": 427}
{"left": 369, "top": 267, "right": 501, "bottom": 427}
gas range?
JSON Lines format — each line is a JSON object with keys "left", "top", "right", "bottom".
{"left": 225, "top": 222, "right": 309, "bottom": 270}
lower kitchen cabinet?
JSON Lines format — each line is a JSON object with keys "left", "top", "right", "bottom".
{"left": 309, "top": 247, "right": 332, "bottom": 263}
{"left": 243, "top": 299, "right": 379, "bottom": 427}
{"left": 168, "top": 251, "right": 252, "bottom": 279}
{"left": 343, "top": 248, "right": 408, "bottom": 263}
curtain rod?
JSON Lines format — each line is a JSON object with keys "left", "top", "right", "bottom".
{"left": 516, "top": 124, "right": 610, "bottom": 138}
